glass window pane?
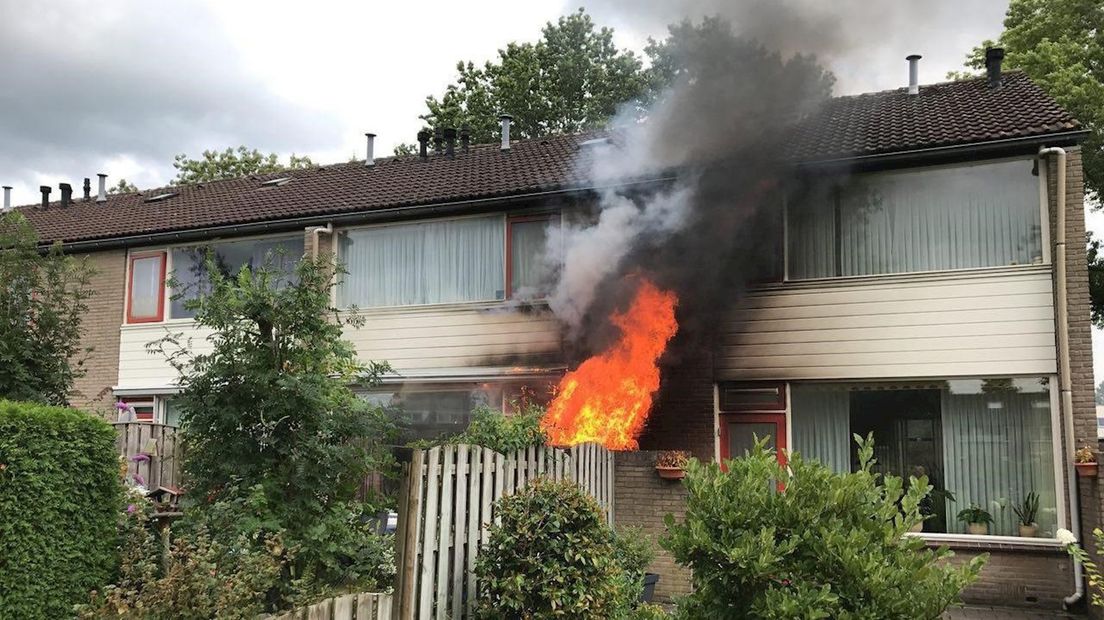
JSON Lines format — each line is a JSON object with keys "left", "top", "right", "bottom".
{"left": 510, "top": 219, "right": 554, "bottom": 297}
{"left": 130, "top": 255, "right": 163, "bottom": 320}
{"left": 727, "top": 422, "right": 776, "bottom": 458}
{"left": 362, "top": 383, "right": 505, "bottom": 443}
{"left": 163, "top": 398, "right": 184, "bottom": 427}
{"left": 340, "top": 216, "right": 505, "bottom": 308}
{"left": 788, "top": 160, "right": 1041, "bottom": 279}
{"left": 171, "top": 235, "right": 304, "bottom": 318}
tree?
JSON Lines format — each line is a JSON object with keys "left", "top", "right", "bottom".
{"left": 0, "top": 212, "right": 95, "bottom": 405}
{"left": 414, "top": 9, "right": 648, "bottom": 145}
{"left": 110, "top": 178, "right": 137, "bottom": 194}
{"left": 1095, "top": 379, "right": 1104, "bottom": 405}
{"left": 172, "top": 146, "right": 314, "bottom": 185}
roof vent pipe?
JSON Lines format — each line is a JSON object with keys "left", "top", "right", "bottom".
{"left": 40, "top": 186, "right": 51, "bottom": 210}
{"left": 417, "top": 130, "right": 430, "bottom": 160}
{"left": 83, "top": 177, "right": 91, "bottom": 201}
{"left": 97, "top": 174, "right": 107, "bottom": 202}
{"left": 986, "top": 47, "right": 1005, "bottom": 88}
{"left": 59, "top": 183, "right": 72, "bottom": 208}
{"left": 364, "top": 132, "right": 376, "bottom": 167}
{"left": 460, "top": 125, "right": 471, "bottom": 153}
{"left": 433, "top": 128, "right": 444, "bottom": 155}
{"left": 444, "top": 127, "right": 457, "bottom": 159}
{"left": 500, "top": 114, "right": 512, "bottom": 151}
{"left": 906, "top": 54, "right": 921, "bottom": 95}
{"left": 2, "top": 186, "right": 11, "bottom": 212}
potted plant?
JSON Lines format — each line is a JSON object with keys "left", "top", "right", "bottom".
{"left": 1075, "top": 446, "right": 1098, "bottom": 478}
{"left": 1012, "top": 492, "right": 1040, "bottom": 538}
{"left": 655, "top": 450, "right": 690, "bottom": 480}
{"left": 956, "top": 503, "right": 993, "bottom": 535}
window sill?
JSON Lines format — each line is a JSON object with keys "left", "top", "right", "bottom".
{"left": 755, "top": 263, "right": 1051, "bottom": 292}
{"left": 337, "top": 299, "right": 551, "bottom": 316}
{"left": 908, "top": 532, "right": 1065, "bottom": 553}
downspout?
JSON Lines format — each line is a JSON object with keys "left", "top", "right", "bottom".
{"left": 1039, "top": 146, "right": 1083, "bottom": 608}
{"left": 307, "top": 223, "right": 333, "bottom": 260}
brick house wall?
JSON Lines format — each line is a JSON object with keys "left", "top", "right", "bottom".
{"left": 69, "top": 249, "right": 126, "bottom": 414}
{"left": 948, "top": 547, "right": 1075, "bottom": 608}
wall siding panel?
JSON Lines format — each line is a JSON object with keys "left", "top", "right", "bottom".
{"left": 718, "top": 266, "right": 1056, "bottom": 381}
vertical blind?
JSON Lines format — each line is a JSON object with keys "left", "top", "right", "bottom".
{"left": 130, "top": 255, "right": 163, "bottom": 318}
{"left": 510, "top": 219, "right": 553, "bottom": 297}
{"left": 340, "top": 216, "right": 505, "bottom": 308}
{"left": 787, "top": 160, "right": 1042, "bottom": 279}
{"left": 790, "top": 385, "right": 851, "bottom": 474}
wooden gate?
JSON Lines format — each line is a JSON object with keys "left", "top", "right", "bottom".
{"left": 392, "top": 443, "right": 615, "bottom": 620}
{"left": 113, "top": 421, "right": 182, "bottom": 491}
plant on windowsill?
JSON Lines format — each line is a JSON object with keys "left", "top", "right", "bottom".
{"left": 1012, "top": 491, "right": 1040, "bottom": 538}
{"left": 956, "top": 504, "right": 993, "bottom": 536}
{"left": 655, "top": 450, "right": 690, "bottom": 480}
{"left": 1076, "top": 446, "right": 1098, "bottom": 478}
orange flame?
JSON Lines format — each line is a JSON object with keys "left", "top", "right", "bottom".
{"left": 542, "top": 278, "right": 678, "bottom": 450}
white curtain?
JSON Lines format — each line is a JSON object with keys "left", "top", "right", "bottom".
{"left": 788, "top": 160, "right": 1042, "bottom": 279}
{"left": 790, "top": 385, "right": 851, "bottom": 474}
{"left": 510, "top": 220, "right": 552, "bottom": 296}
{"left": 941, "top": 385, "right": 1058, "bottom": 537}
{"left": 340, "top": 216, "right": 505, "bottom": 307}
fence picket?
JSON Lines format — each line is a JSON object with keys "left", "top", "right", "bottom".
{"left": 465, "top": 448, "right": 482, "bottom": 617}
{"left": 434, "top": 446, "right": 454, "bottom": 620}
{"left": 333, "top": 594, "right": 354, "bottom": 619}
{"left": 418, "top": 448, "right": 441, "bottom": 620}
{"left": 450, "top": 445, "right": 468, "bottom": 620}
{"left": 356, "top": 592, "right": 374, "bottom": 620}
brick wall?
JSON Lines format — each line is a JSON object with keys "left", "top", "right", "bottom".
{"left": 613, "top": 450, "right": 692, "bottom": 602}
{"left": 69, "top": 249, "right": 126, "bottom": 414}
{"left": 946, "top": 547, "right": 1074, "bottom": 609}
{"left": 639, "top": 345, "right": 715, "bottom": 460}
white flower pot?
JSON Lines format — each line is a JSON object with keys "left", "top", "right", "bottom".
{"left": 1018, "top": 524, "right": 1039, "bottom": 538}
{"left": 966, "top": 522, "right": 989, "bottom": 536}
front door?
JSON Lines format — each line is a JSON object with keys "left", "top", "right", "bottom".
{"left": 717, "top": 382, "right": 788, "bottom": 466}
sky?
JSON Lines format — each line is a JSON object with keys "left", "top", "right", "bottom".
{"left": 3, "top": 0, "right": 1103, "bottom": 385}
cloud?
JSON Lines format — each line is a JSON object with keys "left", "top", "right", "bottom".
{"left": 0, "top": 0, "right": 342, "bottom": 204}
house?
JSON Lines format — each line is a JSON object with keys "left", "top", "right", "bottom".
{"left": 7, "top": 58, "right": 1099, "bottom": 610}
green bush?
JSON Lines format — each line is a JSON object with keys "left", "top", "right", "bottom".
{"left": 430, "top": 404, "right": 548, "bottom": 452}
{"left": 663, "top": 436, "right": 986, "bottom": 619}
{"left": 475, "top": 478, "right": 644, "bottom": 619}
{"left": 0, "top": 400, "right": 121, "bottom": 618}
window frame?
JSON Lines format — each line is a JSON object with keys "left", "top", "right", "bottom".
{"left": 125, "top": 251, "right": 167, "bottom": 324}
{"left": 781, "top": 156, "right": 1048, "bottom": 283}
{"left": 506, "top": 212, "right": 558, "bottom": 299}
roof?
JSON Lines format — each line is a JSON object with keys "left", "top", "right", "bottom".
{"left": 15, "top": 71, "right": 1082, "bottom": 246}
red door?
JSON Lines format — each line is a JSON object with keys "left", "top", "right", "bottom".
{"left": 717, "top": 382, "right": 787, "bottom": 467}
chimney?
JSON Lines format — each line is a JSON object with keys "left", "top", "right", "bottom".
{"left": 40, "top": 186, "right": 51, "bottom": 209}
{"left": 59, "top": 183, "right": 72, "bottom": 208}
{"left": 97, "top": 173, "right": 107, "bottom": 202}
{"left": 433, "top": 128, "right": 444, "bottom": 155}
{"left": 906, "top": 54, "right": 921, "bottom": 95}
{"left": 500, "top": 114, "right": 512, "bottom": 151}
{"left": 443, "top": 127, "right": 457, "bottom": 159}
{"left": 364, "top": 132, "right": 376, "bottom": 167}
{"left": 83, "top": 177, "right": 92, "bottom": 201}
{"left": 460, "top": 125, "right": 471, "bottom": 153}
{"left": 2, "top": 186, "right": 11, "bottom": 212}
{"left": 985, "top": 47, "right": 1005, "bottom": 88}
{"left": 417, "top": 130, "right": 430, "bottom": 160}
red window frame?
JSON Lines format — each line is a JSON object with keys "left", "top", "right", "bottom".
{"left": 718, "top": 382, "right": 787, "bottom": 412}
{"left": 505, "top": 213, "right": 557, "bottom": 299}
{"left": 718, "top": 412, "right": 788, "bottom": 469}
{"left": 126, "top": 251, "right": 167, "bottom": 323}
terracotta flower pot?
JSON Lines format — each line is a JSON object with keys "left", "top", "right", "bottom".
{"left": 1076, "top": 461, "right": 1098, "bottom": 478}
{"left": 966, "top": 522, "right": 989, "bottom": 536}
{"left": 656, "top": 466, "right": 686, "bottom": 480}
{"left": 1019, "top": 523, "right": 1039, "bottom": 538}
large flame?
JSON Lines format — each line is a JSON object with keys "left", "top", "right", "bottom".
{"left": 542, "top": 278, "right": 678, "bottom": 450}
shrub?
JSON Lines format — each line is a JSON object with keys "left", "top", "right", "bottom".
{"left": 440, "top": 404, "right": 548, "bottom": 452}
{"left": 663, "top": 435, "right": 986, "bottom": 619}
{"left": 0, "top": 400, "right": 121, "bottom": 617}
{"left": 475, "top": 478, "right": 643, "bottom": 619}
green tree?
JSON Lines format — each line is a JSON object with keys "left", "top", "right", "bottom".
{"left": 663, "top": 437, "right": 984, "bottom": 619}
{"left": 1095, "top": 379, "right": 1104, "bottom": 405}
{"left": 415, "top": 9, "right": 647, "bottom": 146}
{"left": 173, "top": 146, "right": 314, "bottom": 185}
{"left": 110, "top": 178, "right": 138, "bottom": 194}
{"left": 0, "top": 212, "right": 95, "bottom": 405}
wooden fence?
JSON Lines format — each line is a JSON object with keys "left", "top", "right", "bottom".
{"left": 268, "top": 592, "right": 393, "bottom": 620}
{"left": 393, "top": 443, "right": 616, "bottom": 620}
{"left": 113, "top": 421, "right": 182, "bottom": 491}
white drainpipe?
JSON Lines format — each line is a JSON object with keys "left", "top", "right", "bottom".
{"left": 308, "top": 223, "right": 334, "bottom": 259}
{"left": 1040, "top": 146, "right": 1083, "bottom": 609}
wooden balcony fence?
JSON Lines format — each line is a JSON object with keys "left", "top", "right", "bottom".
{"left": 113, "top": 421, "right": 183, "bottom": 492}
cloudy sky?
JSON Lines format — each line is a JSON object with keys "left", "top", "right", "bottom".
{"left": 4, "top": 0, "right": 1103, "bottom": 384}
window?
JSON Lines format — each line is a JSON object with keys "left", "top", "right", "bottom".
{"left": 339, "top": 216, "right": 505, "bottom": 308}
{"left": 170, "top": 235, "right": 304, "bottom": 319}
{"left": 127, "top": 252, "right": 166, "bottom": 323}
{"left": 508, "top": 215, "right": 558, "bottom": 298}
{"left": 787, "top": 159, "right": 1043, "bottom": 280}
{"left": 790, "top": 378, "right": 1058, "bottom": 537}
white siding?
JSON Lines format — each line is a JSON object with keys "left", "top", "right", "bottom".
{"left": 718, "top": 266, "right": 1056, "bottom": 381}
{"left": 117, "top": 322, "right": 214, "bottom": 391}
{"left": 342, "top": 303, "right": 563, "bottom": 374}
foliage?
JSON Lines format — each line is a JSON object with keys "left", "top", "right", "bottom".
{"left": 110, "top": 178, "right": 138, "bottom": 194}
{"left": 1096, "top": 378, "right": 1104, "bottom": 406}
{"left": 430, "top": 403, "right": 548, "bottom": 452}
{"left": 1076, "top": 445, "right": 1097, "bottom": 463}
{"left": 0, "top": 400, "right": 121, "bottom": 618}
{"left": 956, "top": 504, "right": 994, "bottom": 525}
{"left": 417, "top": 9, "right": 648, "bottom": 144}
{"left": 0, "top": 212, "right": 96, "bottom": 405}
{"left": 475, "top": 478, "right": 646, "bottom": 619}
{"left": 663, "top": 436, "right": 985, "bottom": 619}
{"left": 1013, "top": 492, "right": 1041, "bottom": 526}
{"left": 1060, "top": 527, "right": 1104, "bottom": 608}
{"left": 172, "top": 146, "right": 314, "bottom": 185}
{"left": 656, "top": 450, "right": 690, "bottom": 469}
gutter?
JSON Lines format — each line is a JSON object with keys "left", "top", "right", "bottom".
{"left": 1038, "top": 146, "right": 1083, "bottom": 609}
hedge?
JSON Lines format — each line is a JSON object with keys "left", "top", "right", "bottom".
{"left": 0, "top": 400, "right": 121, "bottom": 618}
